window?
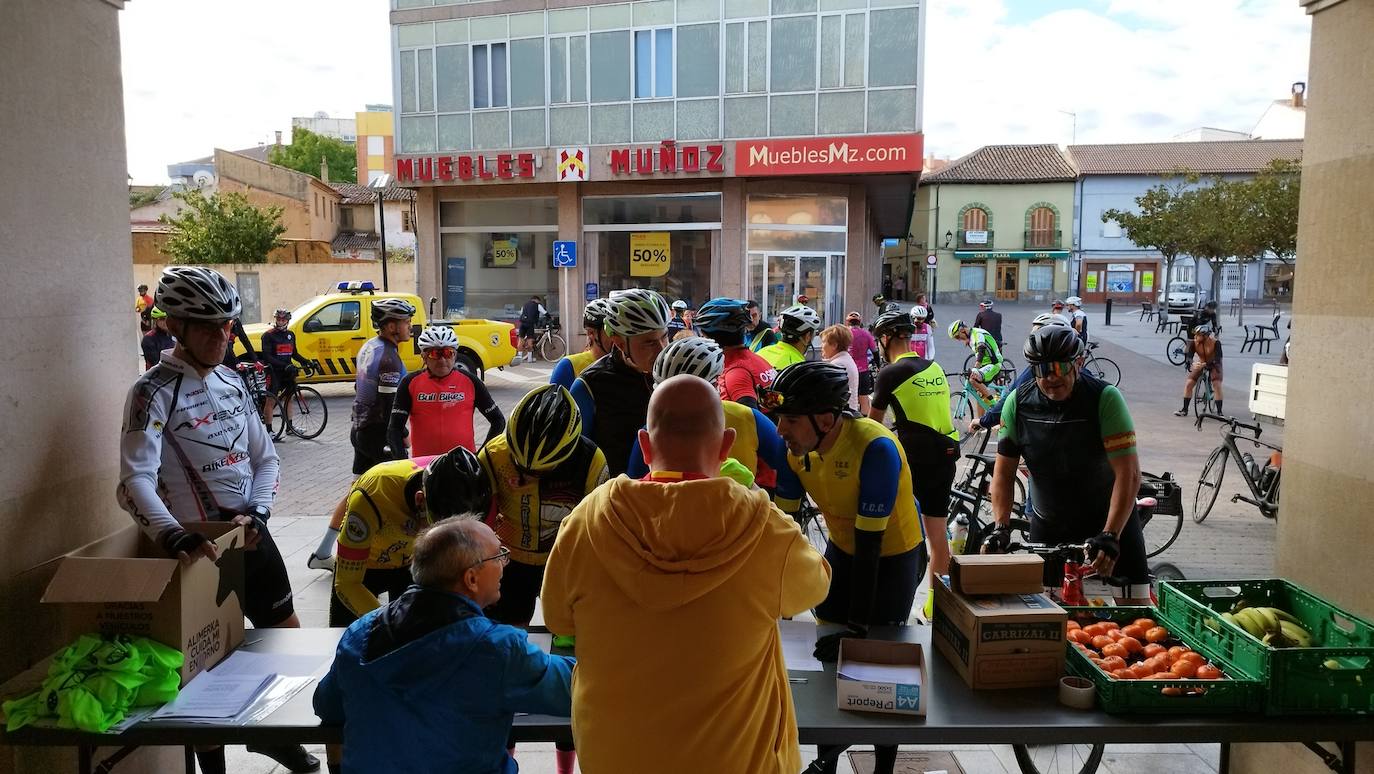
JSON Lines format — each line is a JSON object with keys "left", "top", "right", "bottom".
{"left": 959, "top": 264, "right": 986, "bottom": 292}
{"left": 634, "top": 28, "right": 673, "bottom": 99}
{"left": 1027, "top": 264, "right": 1054, "bottom": 291}
{"left": 676, "top": 24, "right": 719, "bottom": 98}
{"left": 367, "top": 136, "right": 385, "bottom": 155}
{"left": 771, "top": 16, "right": 817, "bottom": 93}
{"left": 590, "top": 31, "right": 631, "bottom": 102}
{"left": 436, "top": 45, "right": 470, "bottom": 112}
{"left": 402, "top": 210, "right": 413, "bottom": 232}
{"left": 549, "top": 35, "right": 588, "bottom": 104}
{"left": 1027, "top": 206, "right": 1058, "bottom": 248}
{"left": 820, "top": 13, "right": 865, "bottom": 89}
{"left": 472, "top": 42, "right": 508, "bottom": 109}
{"left": 340, "top": 207, "right": 355, "bottom": 230}
{"left": 305, "top": 301, "right": 361, "bottom": 333}
{"left": 963, "top": 207, "right": 988, "bottom": 230}
{"left": 868, "top": 8, "right": 918, "bottom": 87}
{"left": 509, "top": 39, "right": 545, "bottom": 108}
{"left": 1102, "top": 218, "right": 1123, "bottom": 238}
{"left": 725, "top": 21, "right": 767, "bottom": 95}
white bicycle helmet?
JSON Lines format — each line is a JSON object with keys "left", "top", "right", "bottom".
{"left": 582, "top": 298, "right": 615, "bottom": 330}
{"left": 1031, "top": 312, "right": 1071, "bottom": 328}
{"left": 155, "top": 266, "right": 241, "bottom": 321}
{"left": 778, "top": 304, "right": 823, "bottom": 337}
{"left": 1066, "top": 296, "right": 1083, "bottom": 307}
{"left": 910, "top": 305, "right": 929, "bottom": 323}
{"left": 606, "top": 288, "right": 671, "bottom": 338}
{"left": 652, "top": 336, "right": 724, "bottom": 385}
{"left": 371, "top": 297, "right": 417, "bottom": 327}
{"left": 417, "top": 325, "right": 459, "bottom": 351}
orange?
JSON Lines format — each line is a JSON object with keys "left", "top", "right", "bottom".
{"left": 1083, "top": 623, "right": 1108, "bottom": 637}
{"left": 1091, "top": 635, "right": 1114, "bottom": 650}
{"left": 1067, "top": 620, "right": 1081, "bottom": 631}
{"left": 1133, "top": 618, "right": 1156, "bottom": 630}
{"left": 1100, "top": 655, "right": 1128, "bottom": 672}
{"left": 1145, "top": 626, "right": 1170, "bottom": 643}
{"left": 1102, "top": 621, "right": 1121, "bottom": 631}
{"left": 1170, "top": 659, "right": 1199, "bottom": 678}
{"left": 1119, "top": 637, "right": 1144, "bottom": 655}
{"left": 1111, "top": 668, "right": 1135, "bottom": 680}
{"left": 1142, "top": 643, "right": 1166, "bottom": 659}
{"left": 1068, "top": 629, "right": 1092, "bottom": 645}
{"left": 1121, "top": 624, "right": 1146, "bottom": 640}
{"left": 1196, "top": 664, "right": 1223, "bottom": 680}
{"left": 1101, "top": 643, "right": 1129, "bottom": 659}
{"left": 1179, "top": 651, "right": 1208, "bottom": 665}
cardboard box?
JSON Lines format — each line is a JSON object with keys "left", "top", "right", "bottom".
{"left": 835, "top": 639, "right": 927, "bottom": 716}
{"left": 949, "top": 554, "right": 1044, "bottom": 596}
{"left": 41, "top": 523, "right": 246, "bottom": 684}
{"left": 932, "top": 579, "right": 1066, "bottom": 690}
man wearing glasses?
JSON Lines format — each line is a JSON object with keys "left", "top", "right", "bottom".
{"left": 388, "top": 325, "right": 505, "bottom": 459}
{"left": 118, "top": 267, "right": 317, "bottom": 773}
{"left": 985, "top": 325, "right": 1147, "bottom": 589}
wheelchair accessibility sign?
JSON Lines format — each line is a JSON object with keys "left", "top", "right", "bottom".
{"left": 553, "top": 241, "right": 577, "bottom": 268}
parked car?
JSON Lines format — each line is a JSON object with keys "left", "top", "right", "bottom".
{"left": 235, "top": 281, "right": 518, "bottom": 382}
{"left": 1158, "top": 282, "right": 1199, "bottom": 314}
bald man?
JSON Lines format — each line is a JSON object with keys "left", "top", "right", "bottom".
{"left": 541, "top": 376, "right": 830, "bottom": 774}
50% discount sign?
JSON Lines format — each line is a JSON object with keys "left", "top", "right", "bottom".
{"left": 629, "top": 232, "right": 672, "bottom": 277}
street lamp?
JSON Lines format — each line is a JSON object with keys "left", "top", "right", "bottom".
{"left": 368, "top": 174, "right": 393, "bottom": 291}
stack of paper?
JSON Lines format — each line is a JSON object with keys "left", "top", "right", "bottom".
{"left": 150, "top": 672, "right": 276, "bottom": 722}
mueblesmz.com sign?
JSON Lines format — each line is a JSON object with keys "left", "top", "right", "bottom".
{"left": 735, "top": 134, "right": 923, "bottom": 176}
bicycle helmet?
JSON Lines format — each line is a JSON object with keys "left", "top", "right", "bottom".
{"left": 910, "top": 305, "right": 929, "bottom": 323}
{"left": 671, "top": 299, "right": 688, "bottom": 311}
{"left": 506, "top": 384, "right": 583, "bottom": 473}
{"left": 605, "top": 288, "right": 670, "bottom": 338}
{"left": 947, "top": 319, "right": 969, "bottom": 339}
{"left": 846, "top": 311, "right": 862, "bottom": 325}
{"left": 1031, "top": 312, "right": 1070, "bottom": 328}
{"left": 155, "top": 266, "right": 241, "bottom": 321}
{"left": 653, "top": 336, "right": 724, "bottom": 385}
{"left": 273, "top": 308, "right": 291, "bottom": 319}
{"left": 1195, "top": 323, "right": 1216, "bottom": 336}
{"left": 1066, "top": 296, "right": 1083, "bottom": 307}
{"left": 872, "top": 308, "right": 916, "bottom": 339}
{"left": 582, "top": 298, "right": 615, "bottom": 330}
{"left": 371, "top": 297, "right": 416, "bottom": 327}
{"left": 1023, "top": 325, "right": 1085, "bottom": 364}
{"left": 778, "top": 305, "right": 823, "bottom": 338}
{"left": 980, "top": 299, "right": 994, "bottom": 308}
{"left": 764, "top": 361, "right": 851, "bottom": 416}
{"left": 417, "top": 325, "right": 459, "bottom": 351}
{"left": 694, "top": 298, "right": 753, "bottom": 335}
{"left": 149, "top": 307, "right": 167, "bottom": 320}
{"left": 422, "top": 447, "right": 492, "bottom": 523}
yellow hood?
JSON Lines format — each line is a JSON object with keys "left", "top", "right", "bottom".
{"left": 580, "top": 476, "right": 775, "bottom": 612}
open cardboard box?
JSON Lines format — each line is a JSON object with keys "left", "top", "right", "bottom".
{"left": 932, "top": 578, "right": 1066, "bottom": 690}
{"left": 948, "top": 554, "right": 1044, "bottom": 596}
{"left": 40, "top": 523, "right": 246, "bottom": 684}
{"left": 836, "top": 639, "right": 927, "bottom": 716}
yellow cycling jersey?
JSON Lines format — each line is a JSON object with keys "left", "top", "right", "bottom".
{"left": 335, "top": 457, "right": 429, "bottom": 617}
{"left": 757, "top": 342, "right": 807, "bottom": 371}
{"left": 786, "top": 417, "right": 922, "bottom": 557}
{"left": 722, "top": 400, "right": 759, "bottom": 474}
{"left": 480, "top": 434, "right": 608, "bottom": 565}
{"left": 566, "top": 349, "right": 598, "bottom": 378}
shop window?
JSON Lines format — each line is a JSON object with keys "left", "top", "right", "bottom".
{"left": 1106, "top": 270, "right": 1136, "bottom": 293}
{"left": 597, "top": 230, "right": 713, "bottom": 308}
{"left": 591, "top": 31, "right": 632, "bottom": 102}
{"left": 472, "top": 42, "right": 508, "bottom": 109}
{"left": 634, "top": 28, "right": 674, "bottom": 99}
{"left": 1027, "top": 264, "right": 1054, "bottom": 291}
{"left": 441, "top": 198, "right": 558, "bottom": 229}
{"left": 440, "top": 231, "right": 559, "bottom": 321}
{"left": 820, "top": 13, "right": 865, "bottom": 89}
{"left": 959, "top": 264, "right": 986, "bottom": 292}
{"left": 509, "top": 39, "right": 544, "bottom": 108}
{"left": 584, "top": 194, "right": 722, "bottom": 226}
{"left": 1264, "top": 263, "right": 1294, "bottom": 299}
{"left": 724, "top": 21, "right": 767, "bottom": 95}
{"left": 868, "top": 8, "right": 918, "bottom": 87}
{"left": 549, "top": 35, "right": 588, "bottom": 104}
{"left": 677, "top": 24, "right": 720, "bottom": 98}
{"left": 770, "top": 16, "right": 817, "bottom": 93}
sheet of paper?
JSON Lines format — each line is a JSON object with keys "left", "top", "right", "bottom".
{"left": 150, "top": 673, "right": 275, "bottom": 720}
{"left": 211, "top": 650, "right": 329, "bottom": 678}
{"left": 838, "top": 661, "right": 921, "bottom": 684}
{"left": 527, "top": 633, "right": 553, "bottom": 653}
{"left": 236, "top": 676, "right": 315, "bottom": 725}
{"left": 778, "top": 620, "right": 824, "bottom": 672}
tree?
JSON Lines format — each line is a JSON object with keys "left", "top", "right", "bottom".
{"left": 159, "top": 189, "right": 286, "bottom": 265}
{"left": 1176, "top": 178, "right": 1246, "bottom": 309}
{"left": 1220, "top": 159, "right": 1301, "bottom": 325}
{"left": 1102, "top": 171, "right": 1197, "bottom": 309}
{"left": 268, "top": 126, "right": 357, "bottom": 183}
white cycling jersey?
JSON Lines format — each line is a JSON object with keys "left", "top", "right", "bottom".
{"left": 118, "top": 350, "right": 279, "bottom": 543}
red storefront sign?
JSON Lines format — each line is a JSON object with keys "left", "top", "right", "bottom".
{"left": 395, "top": 153, "right": 537, "bottom": 183}
{"left": 734, "top": 134, "right": 923, "bottom": 176}
{"left": 609, "top": 140, "right": 726, "bottom": 176}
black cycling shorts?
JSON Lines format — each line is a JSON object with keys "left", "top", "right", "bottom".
{"left": 485, "top": 560, "right": 545, "bottom": 626}
{"left": 910, "top": 454, "right": 957, "bottom": 521}
{"left": 351, "top": 424, "right": 390, "bottom": 475}
{"left": 857, "top": 370, "right": 875, "bottom": 397}
{"left": 1028, "top": 509, "right": 1151, "bottom": 586}
{"left": 267, "top": 366, "right": 297, "bottom": 399}
{"left": 242, "top": 526, "right": 296, "bottom": 628}
{"left": 815, "top": 542, "right": 923, "bottom": 626}
{"left": 518, "top": 323, "right": 536, "bottom": 339}
{"left": 328, "top": 567, "right": 413, "bottom": 628}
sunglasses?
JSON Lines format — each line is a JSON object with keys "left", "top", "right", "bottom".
{"left": 424, "top": 347, "right": 457, "bottom": 359}
{"left": 470, "top": 545, "right": 511, "bottom": 569}
{"left": 1029, "top": 360, "right": 1078, "bottom": 378}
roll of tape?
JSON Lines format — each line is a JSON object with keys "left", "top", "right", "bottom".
{"left": 1059, "top": 676, "right": 1096, "bottom": 709}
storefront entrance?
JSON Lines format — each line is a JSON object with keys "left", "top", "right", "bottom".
{"left": 747, "top": 253, "right": 846, "bottom": 325}
{"left": 995, "top": 264, "right": 1018, "bottom": 301}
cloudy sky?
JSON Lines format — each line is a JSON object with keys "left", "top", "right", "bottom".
{"left": 120, "top": 0, "right": 1311, "bottom": 183}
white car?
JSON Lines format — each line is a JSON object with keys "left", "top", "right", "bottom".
{"left": 1158, "top": 283, "right": 1199, "bottom": 313}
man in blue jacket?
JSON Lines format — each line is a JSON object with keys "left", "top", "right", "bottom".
{"left": 314, "top": 517, "right": 573, "bottom": 774}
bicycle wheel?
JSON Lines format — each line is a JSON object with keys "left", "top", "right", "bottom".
{"left": 539, "top": 332, "right": 566, "bottom": 362}
{"left": 950, "top": 393, "right": 975, "bottom": 449}
{"left": 799, "top": 506, "right": 829, "bottom": 554}
{"left": 1165, "top": 336, "right": 1188, "bottom": 366}
{"left": 1085, "top": 356, "right": 1121, "bottom": 387}
{"left": 997, "top": 357, "right": 1018, "bottom": 386}
{"left": 268, "top": 399, "right": 287, "bottom": 442}
{"left": 1190, "top": 375, "right": 1214, "bottom": 418}
{"left": 286, "top": 386, "right": 328, "bottom": 440}
{"left": 1140, "top": 507, "right": 1184, "bottom": 559}
{"left": 1192, "top": 446, "right": 1228, "bottom": 524}
{"left": 1012, "top": 743, "right": 1105, "bottom": 774}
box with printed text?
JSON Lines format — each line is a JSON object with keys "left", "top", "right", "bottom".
{"left": 932, "top": 578, "right": 1066, "bottom": 690}
{"left": 835, "top": 639, "right": 927, "bottom": 716}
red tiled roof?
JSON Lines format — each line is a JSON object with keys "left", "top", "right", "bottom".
{"left": 922, "top": 144, "right": 1077, "bottom": 184}
{"left": 1068, "top": 139, "right": 1303, "bottom": 175}
{"left": 330, "top": 183, "right": 416, "bottom": 204}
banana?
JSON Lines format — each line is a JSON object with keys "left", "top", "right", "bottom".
{"left": 1269, "top": 607, "right": 1303, "bottom": 626}
{"left": 1253, "top": 607, "right": 1281, "bottom": 634}
{"left": 1221, "top": 612, "right": 1238, "bottom": 627}
{"left": 1278, "top": 620, "right": 1315, "bottom": 648}
{"left": 1234, "top": 609, "right": 1268, "bottom": 639}
{"left": 1324, "top": 659, "right": 1342, "bottom": 670}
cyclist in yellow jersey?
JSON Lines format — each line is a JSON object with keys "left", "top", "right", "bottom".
{"left": 757, "top": 304, "right": 822, "bottom": 371}
{"left": 550, "top": 298, "right": 614, "bottom": 389}
{"left": 332, "top": 448, "right": 492, "bottom": 626}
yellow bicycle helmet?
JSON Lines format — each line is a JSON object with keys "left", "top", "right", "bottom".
{"left": 506, "top": 384, "right": 583, "bottom": 473}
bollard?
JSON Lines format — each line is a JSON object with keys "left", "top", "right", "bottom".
{"left": 1104, "top": 298, "right": 1113, "bottom": 326}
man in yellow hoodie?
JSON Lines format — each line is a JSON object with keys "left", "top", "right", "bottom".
{"left": 541, "top": 375, "right": 831, "bottom": 774}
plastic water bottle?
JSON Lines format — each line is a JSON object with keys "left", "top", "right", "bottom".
{"left": 1241, "top": 452, "right": 1259, "bottom": 481}
{"left": 949, "top": 514, "right": 969, "bottom": 556}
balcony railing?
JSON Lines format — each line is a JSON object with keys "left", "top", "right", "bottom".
{"left": 1025, "top": 229, "right": 1062, "bottom": 250}
{"left": 957, "top": 229, "right": 994, "bottom": 250}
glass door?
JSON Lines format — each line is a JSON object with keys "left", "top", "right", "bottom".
{"left": 995, "top": 263, "right": 1019, "bottom": 300}
{"left": 748, "top": 253, "right": 844, "bottom": 328}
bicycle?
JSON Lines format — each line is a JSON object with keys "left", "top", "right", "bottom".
{"left": 792, "top": 499, "right": 830, "bottom": 554}
{"left": 238, "top": 363, "right": 329, "bottom": 441}
{"left": 1166, "top": 322, "right": 1224, "bottom": 367}
{"left": 1187, "top": 363, "right": 1217, "bottom": 418}
{"left": 1080, "top": 342, "right": 1121, "bottom": 387}
{"left": 960, "top": 353, "right": 1018, "bottom": 387}
{"left": 1191, "top": 412, "right": 1281, "bottom": 523}
{"left": 949, "top": 373, "right": 1008, "bottom": 450}
{"left": 534, "top": 314, "right": 566, "bottom": 362}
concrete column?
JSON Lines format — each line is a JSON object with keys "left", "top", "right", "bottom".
{"left": 556, "top": 183, "right": 586, "bottom": 353}
{"left": 843, "top": 185, "right": 872, "bottom": 317}
{"left": 720, "top": 178, "right": 745, "bottom": 297}
{"left": 1232, "top": 1, "right": 1374, "bottom": 771}
{"left": 415, "top": 186, "right": 440, "bottom": 310}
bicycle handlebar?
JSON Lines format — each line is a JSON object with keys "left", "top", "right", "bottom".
{"left": 1194, "top": 412, "right": 1262, "bottom": 437}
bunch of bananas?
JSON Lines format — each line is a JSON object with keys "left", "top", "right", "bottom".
{"left": 1222, "top": 604, "right": 1315, "bottom": 647}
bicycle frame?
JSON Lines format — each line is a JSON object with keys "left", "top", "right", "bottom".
{"left": 1199, "top": 414, "right": 1282, "bottom": 517}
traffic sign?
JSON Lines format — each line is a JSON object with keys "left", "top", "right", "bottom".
{"left": 927, "top": 253, "right": 937, "bottom": 267}
{"left": 553, "top": 240, "right": 577, "bottom": 268}
{"left": 585, "top": 282, "right": 599, "bottom": 300}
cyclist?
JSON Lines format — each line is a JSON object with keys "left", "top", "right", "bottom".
{"left": 260, "top": 308, "right": 316, "bottom": 430}
{"left": 908, "top": 305, "right": 935, "bottom": 358}
{"left": 948, "top": 318, "right": 1003, "bottom": 414}
{"left": 1066, "top": 295, "right": 1089, "bottom": 343}
{"left": 985, "top": 325, "right": 1148, "bottom": 592}
{"left": 140, "top": 307, "right": 174, "bottom": 370}
{"left": 351, "top": 297, "right": 415, "bottom": 475}
{"left": 667, "top": 299, "right": 690, "bottom": 337}
{"left": 744, "top": 300, "right": 778, "bottom": 353}
{"left": 1175, "top": 323, "right": 1224, "bottom": 417}
{"left": 757, "top": 304, "right": 822, "bottom": 371}
{"left": 695, "top": 297, "right": 776, "bottom": 409}
{"left": 118, "top": 267, "right": 316, "bottom": 774}
{"left": 388, "top": 325, "right": 504, "bottom": 458}
{"left": 549, "top": 298, "right": 614, "bottom": 389}
{"left": 867, "top": 309, "right": 958, "bottom": 613}
{"left": 570, "top": 288, "right": 670, "bottom": 476}
{"left": 973, "top": 313, "right": 1097, "bottom": 434}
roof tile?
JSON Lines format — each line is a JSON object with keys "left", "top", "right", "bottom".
{"left": 1068, "top": 139, "right": 1303, "bottom": 175}
{"left": 330, "top": 182, "right": 416, "bottom": 204}
{"left": 922, "top": 144, "right": 1077, "bottom": 184}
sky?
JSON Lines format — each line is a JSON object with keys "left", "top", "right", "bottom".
{"left": 120, "top": 0, "right": 1312, "bottom": 183}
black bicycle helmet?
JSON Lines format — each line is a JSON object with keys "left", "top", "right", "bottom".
{"left": 694, "top": 298, "right": 753, "bottom": 335}
{"left": 872, "top": 308, "right": 916, "bottom": 339}
{"left": 506, "top": 384, "right": 582, "bottom": 473}
{"left": 1023, "top": 325, "right": 1085, "bottom": 364}
{"left": 764, "top": 361, "right": 851, "bottom": 416}
{"left": 422, "top": 447, "right": 492, "bottom": 523}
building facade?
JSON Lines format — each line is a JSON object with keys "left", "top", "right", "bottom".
{"left": 356, "top": 106, "right": 397, "bottom": 185}
{"left": 387, "top": 0, "right": 926, "bottom": 335}
{"left": 330, "top": 182, "right": 418, "bottom": 261}
{"left": 292, "top": 112, "right": 359, "bottom": 142}
{"left": 911, "top": 144, "right": 1075, "bottom": 304}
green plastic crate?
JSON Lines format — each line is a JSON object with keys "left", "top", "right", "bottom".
{"left": 1157, "top": 579, "right": 1374, "bottom": 715}
{"left": 1063, "top": 606, "right": 1263, "bottom": 715}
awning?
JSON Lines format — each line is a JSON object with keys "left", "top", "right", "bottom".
{"left": 955, "top": 250, "right": 1071, "bottom": 261}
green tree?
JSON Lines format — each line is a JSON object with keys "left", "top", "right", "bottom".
{"left": 1176, "top": 179, "right": 1245, "bottom": 308}
{"left": 268, "top": 126, "right": 357, "bottom": 183}
{"left": 159, "top": 189, "right": 286, "bottom": 265}
{"left": 1101, "top": 170, "right": 1197, "bottom": 309}
{"left": 1221, "top": 159, "right": 1301, "bottom": 324}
